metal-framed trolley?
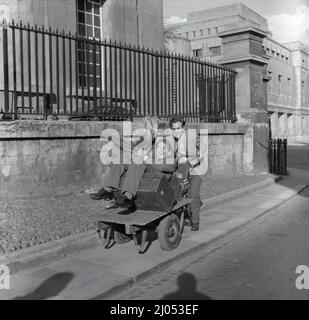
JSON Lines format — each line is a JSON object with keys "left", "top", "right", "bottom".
{"left": 90, "top": 196, "right": 192, "bottom": 254}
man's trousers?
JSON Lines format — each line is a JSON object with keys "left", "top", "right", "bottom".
{"left": 103, "top": 164, "right": 146, "bottom": 196}
{"left": 188, "top": 174, "right": 202, "bottom": 225}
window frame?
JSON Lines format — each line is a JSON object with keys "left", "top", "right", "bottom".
{"left": 76, "top": 0, "right": 104, "bottom": 88}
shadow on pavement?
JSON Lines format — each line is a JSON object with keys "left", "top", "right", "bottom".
{"left": 12, "top": 272, "right": 74, "bottom": 300}
{"left": 161, "top": 272, "right": 212, "bottom": 300}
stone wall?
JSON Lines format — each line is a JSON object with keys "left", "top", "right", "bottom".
{"left": 0, "top": 120, "right": 254, "bottom": 200}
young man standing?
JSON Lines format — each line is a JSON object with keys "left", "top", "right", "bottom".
{"left": 169, "top": 117, "right": 203, "bottom": 231}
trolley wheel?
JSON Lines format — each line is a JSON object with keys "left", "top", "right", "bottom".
{"left": 158, "top": 214, "right": 182, "bottom": 251}
{"left": 114, "top": 231, "right": 131, "bottom": 244}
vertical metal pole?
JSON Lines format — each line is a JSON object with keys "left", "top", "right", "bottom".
{"left": 109, "top": 41, "right": 113, "bottom": 119}
{"left": 160, "top": 53, "right": 164, "bottom": 117}
{"left": 284, "top": 139, "right": 287, "bottom": 175}
{"left": 133, "top": 46, "right": 137, "bottom": 116}
{"left": 176, "top": 54, "right": 181, "bottom": 115}
{"left": 75, "top": 34, "right": 79, "bottom": 114}
{"left": 42, "top": 27, "right": 46, "bottom": 117}
{"left": 142, "top": 50, "right": 146, "bottom": 115}
{"left": 155, "top": 51, "right": 159, "bottom": 116}
{"left": 81, "top": 36, "right": 85, "bottom": 115}
{"left": 185, "top": 58, "right": 188, "bottom": 120}
{"left": 86, "top": 39, "right": 90, "bottom": 113}
{"left": 56, "top": 29, "right": 60, "bottom": 114}
{"left": 138, "top": 47, "right": 141, "bottom": 116}
{"left": 188, "top": 59, "right": 192, "bottom": 120}
{"left": 167, "top": 53, "right": 171, "bottom": 118}
{"left": 62, "top": 31, "right": 67, "bottom": 115}
{"left": 20, "top": 25, "right": 25, "bottom": 113}
{"left": 129, "top": 46, "right": 132, "bottom": 117}
{"left": 103, "top": 40, "right": 107, "bottom": 116}
{"left": 114, "top": 42, "right": 118, "bottom": 117}
{"left": 69, "top": 32, "right": 73, "bottom": 115}
{"left": 180, "top": 56, "right": 186, "bottom": 115}
{"left": 119, "top": 44, "right": 123, "bottom": 119}
{"left": 2, "top": 25, "right": 10, "bottom": 113}
{"left": 232, "top": 71, "right": 236, "bottom": 122}
{"left": 11, "top": 23, "right": 17, "bottom": 116}
{"left": 99, "top": 39, "right": 103, "bottom": 114}
{"left": 92, "top": 38, "right": 97, "bottom": 116}
{"left": 124, "top": 43, "right": 128, "bottom": 117}
{"left": 147, "top": 50, "right": 150, "bottom": 115}
{"left": 162, "top": 52, "right": 168, "bottom": 117}
{"left": 36, "top": 25, "right": 40, "bottom": 114}
{"left": 268, "top": 139, "right": 272, "bottom": 173}
{"left": 27, "top": 25, "right": 32, "bottom": 113}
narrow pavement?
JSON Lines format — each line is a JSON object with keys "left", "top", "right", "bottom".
{"left": 110, "top": 186, "right": 309, "bottom": 300}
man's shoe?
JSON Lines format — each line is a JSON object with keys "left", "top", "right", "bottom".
{"left": 115, "top": 195, "right": 136, "bottom": 209}
{"left": 191, "top": 223, "right": 199, "bottom": 232}
{"left": 90, "top": 188, "right": 114, "bottom": 201}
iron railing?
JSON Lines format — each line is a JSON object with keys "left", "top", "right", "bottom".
{"left": 0, "top": 20, "right": 236, "bottom": 122}
{"left": 269, "top": 138, "right": 288, "bottom": 175}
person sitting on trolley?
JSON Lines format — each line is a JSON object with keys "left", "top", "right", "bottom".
{"left": 90, "top": 116, "right": 165, "bottom": 209}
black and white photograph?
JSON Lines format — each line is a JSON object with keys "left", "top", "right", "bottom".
{"left": 0, "top": 0, "right": 308, "bottom": 306}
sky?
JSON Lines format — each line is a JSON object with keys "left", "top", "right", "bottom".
{"left": 164, "top": 0, "right": 309, "bottom": 44}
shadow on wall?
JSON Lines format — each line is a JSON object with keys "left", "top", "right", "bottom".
{"left": 161, "top": 272, "right": 212, "bottom": 300}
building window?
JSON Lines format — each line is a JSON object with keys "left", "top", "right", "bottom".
{"left": 207, "top": 28, "right": 211, "bottom": 35}
{"left": 215, "top": 27, "right": 218, "bottom": 33}
{"left": 77, "top": 0, "right": 102, "bottom": 38}
{"left": 302, "top": 80, "right": 305, "bottom": 87}
{"left": 77, "top": 0, "right": 104, "bottom": 87}
{"left": 278, "top": 74, "right": 282, "bottom": 81}
{"left": 186, "top": 32, "right": 189, "bottom": 38}
{"left": 193, "top": 49, "right": 203, "bottom": 58}
{"left": 209, "top": 46, "right": 221, "bottom": 56}
{"left": 193, "top": 31, "right": 196, "bottom": 38}
{"left": 200, "top": 29, "right": 203, "bottom": 36}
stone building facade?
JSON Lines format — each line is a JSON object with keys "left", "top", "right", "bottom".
{"left": 0, "top": 0, "right": 164, "bottom": 114}
{"left": 165, "top": 3, "right": 309, "bottom": 141}
{"left": 0, "top": 0, "right": 164, "bottom": 50}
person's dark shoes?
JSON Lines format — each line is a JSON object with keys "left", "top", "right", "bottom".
{"left": 90, "top": 188, "right": 114, "bottom": 201}
{"left": 115, "top": 195, "right": 136, "bottom": 209}
{"left": 191, "top": 223, "right": 199, "bottom": 232}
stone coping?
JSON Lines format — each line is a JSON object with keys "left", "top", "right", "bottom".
{"left": 0, "top": 120, "right": 247, "bottom": 139}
